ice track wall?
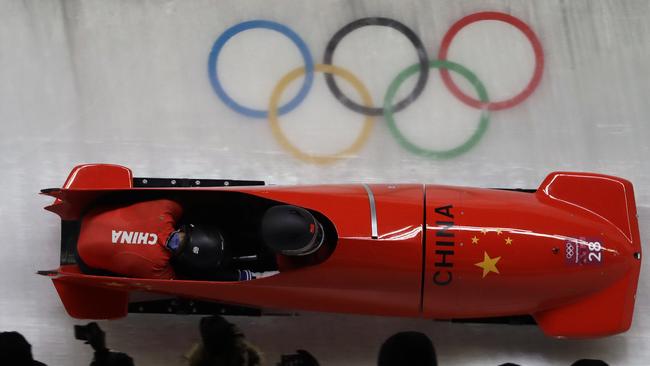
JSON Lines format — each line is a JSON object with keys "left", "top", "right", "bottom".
{"left": 1, "top": 0, "right": 649, "bottom": 365}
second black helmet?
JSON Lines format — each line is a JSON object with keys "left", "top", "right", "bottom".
{"left": 261, "top": 205, "right": 324, "bottom": 256}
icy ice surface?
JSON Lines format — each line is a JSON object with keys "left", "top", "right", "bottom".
{"left": 1, "top": 0, "right": 649, "bottom": 365}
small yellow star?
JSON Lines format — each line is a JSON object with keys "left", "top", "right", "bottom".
{"left": 480, "top": 228, "right": 488, "bottom": 235}
{"left": 505, "top": 237, "right": 513, "bottom": 245}
{"left": 495, "top": 228, "right": 503, "bottom": 235}
{"left": 471, "top": 236, "right": 479, "bottom": 244}
{"left": 475, "top": 251, "right": 501, "bottom": 278}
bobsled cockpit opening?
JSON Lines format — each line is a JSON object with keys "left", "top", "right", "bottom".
{"left": 64, "top": 189, "right": 337, "bottom": 280}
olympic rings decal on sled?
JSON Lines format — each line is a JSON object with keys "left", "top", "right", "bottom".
{"left": 207, "top": 12, "right": 544, "bottom": 164}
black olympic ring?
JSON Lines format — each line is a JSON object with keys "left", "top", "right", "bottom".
{"left": 323, "top": 17, "right": 429, "bottom": 116}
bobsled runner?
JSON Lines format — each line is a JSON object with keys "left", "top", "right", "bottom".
{"left": 40, "top": 164, "right": 642, "bottom": 338}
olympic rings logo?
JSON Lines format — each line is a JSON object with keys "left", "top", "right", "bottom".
{"left": 566, "top": 242, "right": 575, "bottom": 259}
{"left": 208, "top": 12, "right": 544, "bottom": 164}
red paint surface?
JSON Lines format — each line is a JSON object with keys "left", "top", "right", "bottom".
{"left": 43, "top": 165, "right": 642, "bottom": 337}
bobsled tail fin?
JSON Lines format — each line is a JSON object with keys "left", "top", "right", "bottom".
{"left": 534, "top": 268, "right": 639, "bottom": 337}
{"left": 537, "top": 172, "right": 640, "bottom": 243}
{"left": 52, "top": 279, "right": 128, "bottom": 319}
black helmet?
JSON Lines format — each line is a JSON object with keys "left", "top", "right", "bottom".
{"left": 261, "top": 205, "right": 324, "bottom": 256}
{"left": 172, "top": 224, "right": 227, "bottom": 278}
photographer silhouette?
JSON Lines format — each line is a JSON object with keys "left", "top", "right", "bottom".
{"left": 75, "top": 322, "right": 134, "bottom": 366}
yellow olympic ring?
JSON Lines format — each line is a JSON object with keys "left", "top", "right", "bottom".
{"left": 268, "top": 64, "right": 374, "bottom": 165}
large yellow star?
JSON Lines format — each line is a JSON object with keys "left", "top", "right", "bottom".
{"left": 471, "top": 235, "right": 479, "bottom": 244}
{"left": 505, "top": 237, "right": 513, "bottom": 245}
{"left": 475, "top": 252, "right": 501, "bottom": 278}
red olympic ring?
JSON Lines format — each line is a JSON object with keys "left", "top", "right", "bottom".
{"left": 438, "top": 11, "right": 544, "bottom": 111}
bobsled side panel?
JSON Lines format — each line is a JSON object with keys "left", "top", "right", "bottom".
{"left": 534, "top": 267, "right": 639, "bottom": 338}
{"left": 52, "top": 277, "right": 128, "bottom": 319}
{"left": 234, "top": 184, "right": 425, "bottom": 316}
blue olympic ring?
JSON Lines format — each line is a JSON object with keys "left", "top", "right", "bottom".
{"left": 208, "top": 20, "right": 315, "bottom": 118}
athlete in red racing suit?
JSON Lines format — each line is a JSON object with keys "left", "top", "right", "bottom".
{"left": 77, "top": 199, "right": 182, "bottom": 279}
{"left": 76, "top": 199, "right": 282, "bottom": 281}
{"left": 76, "top": 198, "right": 326, "bottom": 280}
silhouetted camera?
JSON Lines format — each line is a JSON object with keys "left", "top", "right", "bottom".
{"left": 74, "top": 324, "right": 92, "bottom": 341}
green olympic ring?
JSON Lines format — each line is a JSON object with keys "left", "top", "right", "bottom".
{"left": 384, "top": 59, "right": 490, "bottom": 159}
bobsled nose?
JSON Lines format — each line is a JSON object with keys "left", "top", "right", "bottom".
{"left": 534, "top": 234, "right": 642, "bottom": 338}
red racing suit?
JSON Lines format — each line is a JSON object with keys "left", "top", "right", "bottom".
{"left": 77, "top": 199, "right": 182, "bottom": 279}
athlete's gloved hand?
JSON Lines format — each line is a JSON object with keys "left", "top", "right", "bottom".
{"left": 237, "top": 270, "right": 280, "bottom": 280}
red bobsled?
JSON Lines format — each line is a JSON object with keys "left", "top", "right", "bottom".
{"left": 40, "top": 164, "right": 642, "bottom": 338}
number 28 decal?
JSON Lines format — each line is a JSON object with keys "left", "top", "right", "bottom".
{"left": 565, "top": 239, "right": 603, "bottom": 266}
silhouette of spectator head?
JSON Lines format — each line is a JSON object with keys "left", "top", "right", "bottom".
{"left": 200, "top": 315, "right": 244, "bottom": 356}
{"left": 378, "top": 331, "right": 436, "bottom": 366}
{"left": 100, "top": 352, "right": 134, "bottom": 366}
{"left": 189, "top": 315, "right": 261, "bottom": 366}
{"left": 571, "top": 360, "right": 608, "bottom": 366}
{"left": 0, "top": 331, "right": 46, "bottom": 366}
